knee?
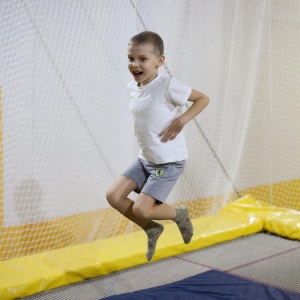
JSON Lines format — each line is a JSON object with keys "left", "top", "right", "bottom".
{"left": 106, "top": 187, "right": 119, "bottom": 208}
{"left": 132, "top": 202, "right": 151, "bottom": 219}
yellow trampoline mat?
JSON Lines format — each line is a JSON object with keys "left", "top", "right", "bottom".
{"left": 0, "top": 194, "right": 299, "bottom": 300}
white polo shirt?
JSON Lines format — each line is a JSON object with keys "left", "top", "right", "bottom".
{"left": 127, "top": 75, "right": 191, "bottom": 164}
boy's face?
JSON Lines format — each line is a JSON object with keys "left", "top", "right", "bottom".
{"left": 128, "top": 43, "right": 164, "bottom": 86}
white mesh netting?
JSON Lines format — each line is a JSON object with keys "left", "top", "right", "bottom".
{"left": 0, "top": 0, "right": 300, "bottom": 260}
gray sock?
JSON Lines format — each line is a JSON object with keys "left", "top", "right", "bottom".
{"left": 173, "top": 206, "right": 194, "bottom": 244}
{"left": 144, "top": 221, "right": 164, "bottom": 261}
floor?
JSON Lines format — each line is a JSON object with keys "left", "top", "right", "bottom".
{"left": 22, "top": 233, "right": 300, "bottom": 299}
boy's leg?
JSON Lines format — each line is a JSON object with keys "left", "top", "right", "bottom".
{"left": 134, "top": 194, "right": 193, "bottom": 244}
{"left": 106, "top": 176, "right": 164, "bottom": 261}
{"left": 135, "top": 158, "right": 194, "bottom": 245}
{"left": 133, "top": 193, "right": 177, "bottom": 220}
{"left": 173, "top": 206, "right": 194, "bottom": 244}
{"left": 106, "top": 175, "right": 148, "bottom": 227}
{"left": 134, "top": 193, "right": 178, "bottom": 260}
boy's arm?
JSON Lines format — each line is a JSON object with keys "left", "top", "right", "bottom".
{"left": 159, "top": 89, "right": 210, "bottom": 143}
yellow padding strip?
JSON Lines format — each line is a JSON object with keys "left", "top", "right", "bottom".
{"left": 224, "top": 195, "right": 300, "bottom": 239}
{"left": 1, "top": 194, "right": 299, "bottom": 300}
{"left": 265, "top": 214, "right": 300, "bottom": 240}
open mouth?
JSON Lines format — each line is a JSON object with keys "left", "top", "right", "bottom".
{"left": 133, "top": 70, "right": 143, "bottom": 78}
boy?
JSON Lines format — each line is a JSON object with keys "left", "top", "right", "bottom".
{"left": 106, "top": 31, "right": 209, "bottom": 261}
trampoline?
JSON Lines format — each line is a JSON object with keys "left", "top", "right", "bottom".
{"left": 21, "top": 233, "right": 300, "bottom": 299}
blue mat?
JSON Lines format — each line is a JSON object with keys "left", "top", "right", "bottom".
{"left": 102, "top": 270, "right": 300, "bottom": 299}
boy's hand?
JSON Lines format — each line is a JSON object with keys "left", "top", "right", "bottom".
{"left": 159, "top": 90, "right": 210, "bottom": 143}
{"left": 159, "top": 118, "right": 184, "bottom": 143}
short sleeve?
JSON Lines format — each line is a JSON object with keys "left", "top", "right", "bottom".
{"left": 168, "top": 77, "right": 192, "bottom": 106}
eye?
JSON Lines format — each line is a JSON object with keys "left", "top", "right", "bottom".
{"left": 140, "top": 57, "right": 147, "bottom": 62}
{"left": 128, "top": 57, "right": 133, "bottom": 62}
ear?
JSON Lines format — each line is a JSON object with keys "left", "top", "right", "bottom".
{"left": 156, "top": 55, "right": 165, "bottom": 68}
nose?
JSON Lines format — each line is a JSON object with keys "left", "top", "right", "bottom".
{"left": 132, "top": 61, "right": 139, "bottom": 67}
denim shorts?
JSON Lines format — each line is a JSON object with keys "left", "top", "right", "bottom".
{"left": 122, "top": 158, "right": 185, "bottom": 203}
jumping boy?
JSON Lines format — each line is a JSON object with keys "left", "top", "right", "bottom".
{"left": 106, "top": 31, "right": 209, "bottom": 261}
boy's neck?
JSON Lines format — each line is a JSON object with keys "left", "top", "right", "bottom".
{"left": 138, "top": 74, "right": 159, "bottom": 87}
